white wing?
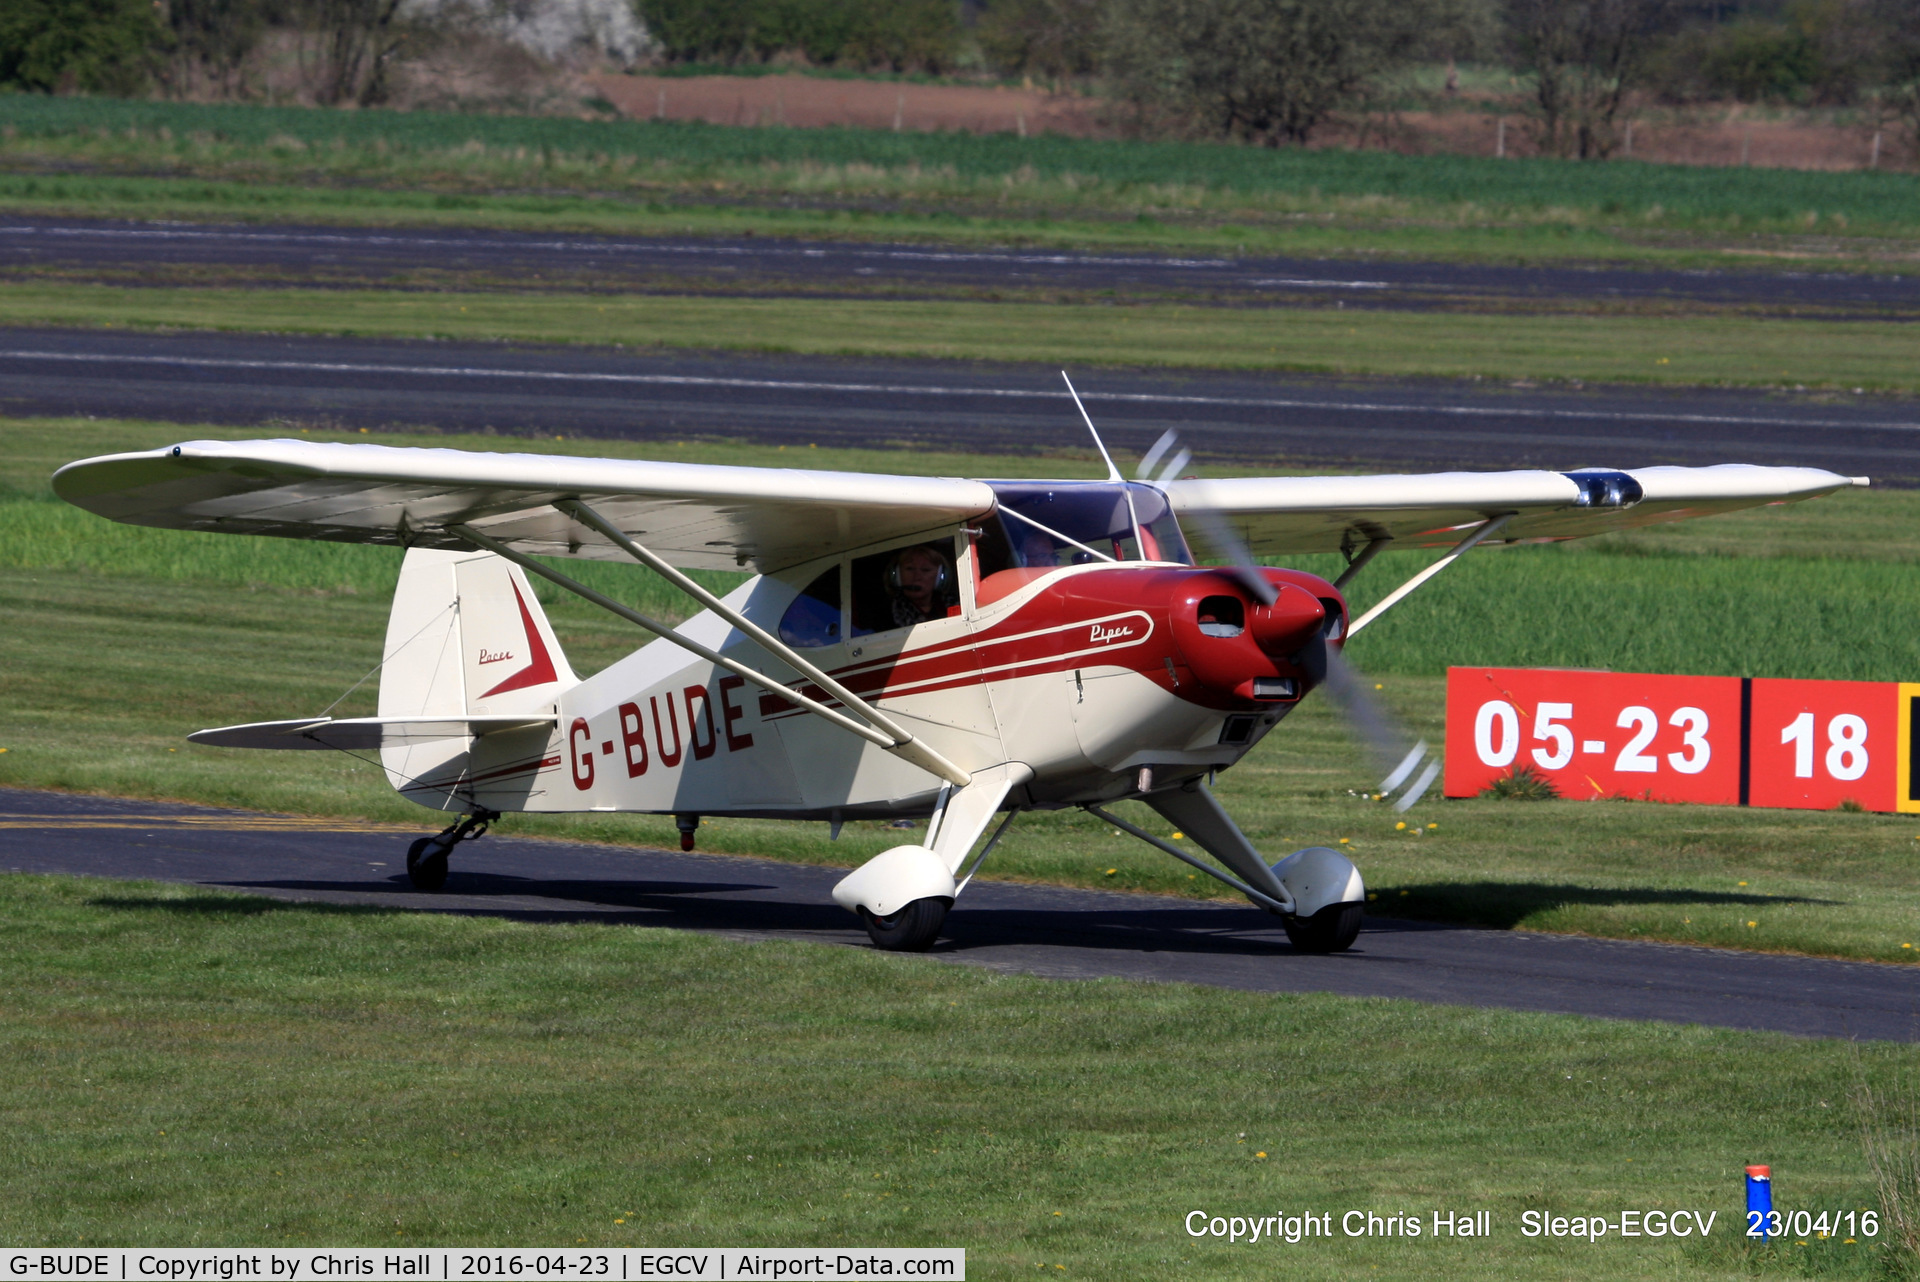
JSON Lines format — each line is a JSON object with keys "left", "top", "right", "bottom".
{"left": 54, "top": 439, "right": 996, "bottom": 573}
{"left": 1165, "top": 464, "right": 1866, "bottom": 559}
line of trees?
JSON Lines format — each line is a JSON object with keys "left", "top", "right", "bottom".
{"left": 637, "top": 0, "right": 1920, "bottom": 153}
{"left": 5, "top": 0, "right": 1920, "bottom": 158}
{"left": 1, "top": 0, "right": 646, "bottom": 103}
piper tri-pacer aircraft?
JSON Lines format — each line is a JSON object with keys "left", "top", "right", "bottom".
{"left": 54, "top": 397, "right": 1864, "bottom": 954}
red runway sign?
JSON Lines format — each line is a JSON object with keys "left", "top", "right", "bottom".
{"left": 1445, "top": 668, "right": 1920, "bottom": 813}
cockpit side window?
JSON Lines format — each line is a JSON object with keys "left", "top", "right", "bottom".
{"left": 850, "top": 540, "right": 960, "bottom": 637}
{"left": 777, "top": 566, "right": 842, "bottom": 647}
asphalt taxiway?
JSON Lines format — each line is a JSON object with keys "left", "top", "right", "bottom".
{"left": 7, "top": 215, "right": 1920, "bottom": 316}
{"left": 4, "top": 788, "right": 1913, "bottom": 1041}
{"left": 8, "top": 326, "right": 1918, "bottom": 478}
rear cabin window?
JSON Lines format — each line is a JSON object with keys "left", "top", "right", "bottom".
{"left": 777, "top": 567, "right": 842, "bottom": 647}
{"left": 850, "top": 541, "right": 959, "bottom": 636}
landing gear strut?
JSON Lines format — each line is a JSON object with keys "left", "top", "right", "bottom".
{"left": 406, "top": 807, "right": 498, "bottom": 892}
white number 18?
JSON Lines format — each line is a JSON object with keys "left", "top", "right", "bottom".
{"left": 1782, "top": 712, "right": 1869, "bottom": 781}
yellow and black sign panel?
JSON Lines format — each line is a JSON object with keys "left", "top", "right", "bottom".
{"left": 1899, "top": 684, "right": 1920, "bottom": 814}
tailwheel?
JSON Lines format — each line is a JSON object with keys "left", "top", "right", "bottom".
{"left": 406, "top": 837, "right": 450, "bottom": 892}
{"left": 1282, "top": 901, "right": 1363, "bottom": 954}
{"left": 860, "top": 897, "right": 950, "bottom": 952}
{"left": 403, "top": 807, "right": 497, "bottom": 892}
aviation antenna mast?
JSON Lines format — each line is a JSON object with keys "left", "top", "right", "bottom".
{"left": 1061, "top": 370, "right": 1143, "bottom": 552}
{"left": 1061, "top": 371, "right": 1123, "bottom": 484}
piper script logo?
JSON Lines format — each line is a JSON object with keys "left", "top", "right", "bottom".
{"left": 477, "top": 649, "right": 515, "bottom": 665}
{"left": 1090, "top": 622, "right": 1136, "bottom": 645}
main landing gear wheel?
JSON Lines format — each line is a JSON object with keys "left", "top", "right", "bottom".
{"left": 406, "top": 837, "right": 450, "bottom": 891}
{"left": 1283, "top": 901, "right": 1363, "bottom": 954}
{"left": 860, "top": 897, "right": 950, "bottom": 952}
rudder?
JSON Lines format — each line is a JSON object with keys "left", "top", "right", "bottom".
{"left": 378, "top": 547, "right": 577, "bottom": 806}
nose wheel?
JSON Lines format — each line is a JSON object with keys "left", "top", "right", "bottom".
{"left": 405, "top": 808, "right": 498, "bottom": 892}
{"left": 859, "top": 897, "right": 950, "bottom": 952}
{"left": 1282, "top": 901, "right": 1364, "bottom": 953}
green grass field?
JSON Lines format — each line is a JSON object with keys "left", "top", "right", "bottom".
{"left": 3, "top": 282, "right": 1914, "bottom": 390}
{"left": 1, "top": 870, "right": 1906, "bottom": 1276}
{"left": 4, "top": 96, "right": 1918, "bottom": 269}
{"left": 8, "top": 417, "right": 1920, "bottom": 968}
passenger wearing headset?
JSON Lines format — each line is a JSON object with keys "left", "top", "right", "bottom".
{"left": 886, "top": 544, "right": 955, "bottom": 626}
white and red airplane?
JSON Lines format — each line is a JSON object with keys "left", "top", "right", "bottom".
{"left": 55, "top": 401, "right": 1863, "bottom": 953}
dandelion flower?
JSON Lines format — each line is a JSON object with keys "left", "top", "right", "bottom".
{"left": 1255, "top": 1152, "right": 1268, "bottom": 1159}
{"left": 1104, "top": 868, "right": 1116, "bottom": 876}
{"left": 1171, "top": 831, "right": 1184, "bottom": 839}
{"left": 1748, "top": 921, "right": 1758, "bottom": 928}
{"left": 1395, "top": 821, "right": 1406, "bottom": 830}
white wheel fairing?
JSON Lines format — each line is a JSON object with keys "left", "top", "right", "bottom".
{"left": 1272, "top": 847, "right": 1367, "bottom": 919}
{"left": 832, "top": 845, "right": 958, "bottom": 917}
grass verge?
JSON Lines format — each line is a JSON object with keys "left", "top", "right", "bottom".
{"left": 4, "top": 284, "right": 1917, "bottom": 390}
{"left": 4, "top": 99, "right": 1920, "bottom": 270}
{"left": 6, "top": 417, "right": 1920, "bottom": 965}
{"left": 0, "top": 871, "right": 1904, "bottom": 1275}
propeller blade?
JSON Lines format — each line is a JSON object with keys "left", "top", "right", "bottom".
{"left": 1136, "top": 429, "right": 1179, "bottom": 481}
{"left": 1139, "top": 429, "right": 1277, "bottom": 606}
{"left": 1318, "top": 644, "right": 1438, "bottom": 813}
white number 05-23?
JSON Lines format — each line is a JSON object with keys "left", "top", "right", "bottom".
{"left": 1471, "top": 700, "right": 1709, "bottom": 775}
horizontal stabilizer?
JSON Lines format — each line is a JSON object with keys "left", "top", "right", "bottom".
{"left": 189, "top": 715, "right": 556, "bottom": 751}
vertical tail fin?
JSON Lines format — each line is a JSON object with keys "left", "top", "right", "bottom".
{"left": 378, "top": 547, "right": 577, "bottom": 805}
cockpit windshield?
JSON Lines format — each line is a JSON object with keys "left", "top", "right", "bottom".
{"left": 980, "top": 482, "right": 1192, "bottom": 572}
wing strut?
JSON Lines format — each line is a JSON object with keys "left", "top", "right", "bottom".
{"left": 1333, "top": 535, "right": 1393, "bottom": 591}
{"left": 448, "top": 516, "right": 973, "bottom": 789}
{"left": 1346, "top": 515, "right": 1511, "bottom": 639}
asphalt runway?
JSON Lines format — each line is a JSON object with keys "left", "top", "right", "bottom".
{"left": 9, "top": 326, "right": 1920, "bottom": 478}
{"left": 3, "top": 787, "right": 1914, "bottom": 1041}
{"left": 7, "top": 215, "right": 1920, "bottom": 316}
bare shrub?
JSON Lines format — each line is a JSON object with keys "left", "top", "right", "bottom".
{"left": 1103, "top": 0, "right": 1438, "bottom": 146}
{"left": 1506, "top": 0, "right": 1675, "bottom": 158}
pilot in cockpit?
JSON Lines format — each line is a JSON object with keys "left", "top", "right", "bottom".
{"left": 886, "top": 544, "right": 956, "bottom": 626}
{"left": 1016, "top": 529, "right": 1060, "bottom": 569}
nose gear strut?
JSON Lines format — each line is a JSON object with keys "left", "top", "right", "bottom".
{"left": 405, "top": 807, "right": 500, "bottom": 892}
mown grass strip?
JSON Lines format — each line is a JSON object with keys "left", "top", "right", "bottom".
{"left": 0, "top": 872, "right": 1901, "bottom": 1272}
{"left": 5, "top": 283, "right": 1918, "bottom": 389}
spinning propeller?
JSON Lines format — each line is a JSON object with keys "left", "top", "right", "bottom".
{"left": 1134, "top": 425, "right": 1440, "bottom": 813}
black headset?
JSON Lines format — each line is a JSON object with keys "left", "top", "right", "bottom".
{"left": 886, "top": 547, "right": 953, "bottom": 594}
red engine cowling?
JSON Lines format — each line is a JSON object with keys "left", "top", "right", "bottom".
{"left": 1167, "top": 569, "right": 1343, "bottom": 705}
